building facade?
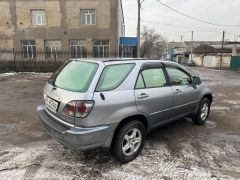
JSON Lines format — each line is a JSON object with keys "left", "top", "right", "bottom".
{"left": 0, "top": 0, "right": 124, "bottom": 59}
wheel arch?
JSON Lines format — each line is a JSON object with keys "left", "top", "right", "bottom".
{"left": 193, "top": 93, "right": 213, "bottom": 115}
{"left": 110, "top": 114, "right": 148, "bottom": 147}
{"left": 202, "top": 93, "right": 213, "bottom": 104}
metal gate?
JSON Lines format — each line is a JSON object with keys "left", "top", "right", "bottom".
{"left": 230, "top": 56, "right": 240, "bottom": 71}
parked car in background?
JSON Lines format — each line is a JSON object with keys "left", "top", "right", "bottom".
{"left": 182, "top": 60, "right": 196, "bottom": 67}
{"left": 37, "top": 59, "right": 213, "bottom": 163}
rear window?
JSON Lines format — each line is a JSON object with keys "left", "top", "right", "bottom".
{"left": 96, "top": 63, "right": 135, "bottom": 91}
{"left": 49, "top": 61, "right": 98, "bottom": 92}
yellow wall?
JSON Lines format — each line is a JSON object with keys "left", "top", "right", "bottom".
{"left": 16, "top": 1, "right": 61, "bottom": 29}
{"left": 66, "top": 0, "right": 110, "bottom": 29}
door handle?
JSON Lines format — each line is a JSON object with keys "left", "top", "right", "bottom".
{"left": 137, "top": 93, "right": 149, "bottom": 99}
{"left": 174, "top": 89, "right": 182, "bottom": 94}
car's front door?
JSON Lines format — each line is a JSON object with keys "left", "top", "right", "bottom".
{"left": 165, "top": 66, "right": 200, "bottom": 118}
{"left": 134, "top": 63, "right": 174, "bottom": 128}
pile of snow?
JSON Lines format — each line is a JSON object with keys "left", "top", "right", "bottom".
{"left": 0, "top": 72, "right": 52, "bottom": 77}
{"left": 0, "top": 72, "right": 17, "bottom": 77}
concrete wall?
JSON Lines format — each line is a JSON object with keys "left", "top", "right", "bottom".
{"left": 192, "top": 55, "right": 203, "bottom": 66}
{"left": 0, "top": 1, "right": 14, "bottom": 49}
{"left": 193, "top": 54, "right": 231, "bottom": 68}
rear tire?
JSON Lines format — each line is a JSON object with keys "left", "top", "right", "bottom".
{"left": 111, "top": 120, "right": 146, "bottom": 163}
{"left": 192, "top": 98, "right": 211, "bottom": 125}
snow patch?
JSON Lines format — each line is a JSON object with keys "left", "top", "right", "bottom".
{"left": 0, "top": 72, "right": 17, "bottom": 77}
{"left": 222, "top": 100, "right": 240, "bottom": 105}
{"left": 211, "top": 106, "right": 230, "bottom": 111}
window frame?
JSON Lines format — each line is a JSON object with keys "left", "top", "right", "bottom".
{"left": 95, "top": 63, "right": 136, "bottom": 92}
{"left": 69, "top": 40, "right": 87, "bottom": 58}
{"left": 80, "top": 9, "right": 96, "bottom": 25}
{"left": 31, "top": 9, "right": 47, "bottom": 26}
{"left": 135, "top": 64, "right": 169, "bottom": 89}
{"left": 21, "top": 40, "right": 36, "bottom": 59}
{"left": 44, "top": 40, "right": 61, "bottom": 60}
{"left": 92, "top": 40, "right": 110, "bottom": 58}
{"left": 164, "top": 64, "right": 193, "bottom": 86}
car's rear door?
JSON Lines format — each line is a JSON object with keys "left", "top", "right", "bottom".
{"left": 134, "top": 63, "right": 174, "bottom": 128}
{"left": 165, "top": 65, "right": 200, "bottom": 118}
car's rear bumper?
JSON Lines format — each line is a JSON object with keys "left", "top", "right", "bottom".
{"left": 37, "top": 105, "right": 116, "bottom": 150}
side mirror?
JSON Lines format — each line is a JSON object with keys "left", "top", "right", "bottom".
{"left": 193, "top": 76, "right": 202, "bottom": 85}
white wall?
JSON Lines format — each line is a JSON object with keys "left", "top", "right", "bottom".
{"left": 193, "top": 55, "right": 231, "bottom": 68}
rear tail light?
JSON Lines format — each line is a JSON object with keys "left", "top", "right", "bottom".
{"left": 63, "top": 101, "right": 76, "bottom": 117}
{"left": 63, "top": 101, "right": 94, "bottom": 118}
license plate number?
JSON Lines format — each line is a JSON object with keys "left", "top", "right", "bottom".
{"left": 45, "top": 97, "right": 58, "bottom": 112}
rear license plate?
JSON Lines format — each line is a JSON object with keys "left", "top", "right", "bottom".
{"left": 45, "top": 96, "right": 59, "bottom": 112}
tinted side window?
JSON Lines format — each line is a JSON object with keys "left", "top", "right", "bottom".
{"left": 135, "top": 68, "right": 167, "bottom": 89}
{"left": 135, "top": 74, "right": 145, "bottom": 89}
{"left": 96, "top": 63, "right": 135, "bottom": 91}
{"left": 166, "top": 67, "right": 191, "bottom": 85}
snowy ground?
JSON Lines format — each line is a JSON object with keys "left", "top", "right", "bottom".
{"left": 0, "top": 68, "right": 240, "bottom": 179}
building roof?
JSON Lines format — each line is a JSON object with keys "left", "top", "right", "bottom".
{"left": 193, "top": 44, "right": 236, "bottom": 54}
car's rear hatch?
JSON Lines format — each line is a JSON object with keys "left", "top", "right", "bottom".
{"left": 43, "top": 60, "right": 101, "bottom": 127}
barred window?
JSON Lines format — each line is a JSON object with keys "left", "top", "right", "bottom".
{"left": 21, "top": 40, "right": 36, "bottom": 59}
{"left": 80, "top": 9, "right": 96, "bottom": 25}
{"left": 70, "top": 40, "right": 87, "bottom": 58}
{"left": 45, "top": 40, "right": 61, "bottom": 59}
{"left": 93, "top": 40, "right": 110, "bottom": 58}
{"left": 31, "top": 10, "right": 46, "bottom": 25}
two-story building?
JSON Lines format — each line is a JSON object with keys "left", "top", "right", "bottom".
{"left": 0, "top": 0, "right": 125, "bottom": 59}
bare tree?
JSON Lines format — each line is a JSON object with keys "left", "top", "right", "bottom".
{"left": 141, "top": 26, "right": 167, "bottom": 58}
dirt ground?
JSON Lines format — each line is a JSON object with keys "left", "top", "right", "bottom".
{"left": 0, "top": 68, "right": 240, "bottom": 179}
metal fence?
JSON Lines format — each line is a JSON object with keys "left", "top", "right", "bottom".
{"left": 0, "top": 49, "right": 119, "bottom": 73}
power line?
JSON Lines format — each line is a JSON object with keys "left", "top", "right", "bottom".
{"left": 140, "top": 19, "right": 223, "bottom": 33}
{"left": 126, "top": 18, "right": 236, "bottom": 41}
{"left": 141, "top": 8, "right": 240, "bottom": 33}
{"left": 155, "top": 0, "right": 240, "bottom": 27}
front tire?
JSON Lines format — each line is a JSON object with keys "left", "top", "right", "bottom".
{"left": 111, "top": 120, "right": 146, "bottom": 163}
{"left": 192, "top": 98, "right": 211, "bottom": 125}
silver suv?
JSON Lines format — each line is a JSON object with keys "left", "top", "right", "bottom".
{"left": 37, "top": 59, "right": 213, "bottom": 163}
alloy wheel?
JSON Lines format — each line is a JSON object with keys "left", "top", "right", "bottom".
{"left": 200, "top": 103, "right": 209, "bottom": 121}
{"left": 122, "top": 128, "right": 142, "bottom": 156}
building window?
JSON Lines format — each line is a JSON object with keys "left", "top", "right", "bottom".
{"left": 31, "top": 10, "right": 46, "bottom": 25}
{"left": 93, "top": 40, "right": 110, "bottom": 58}
{"left": 80, "top": 9, "right": 96, "bottom": 25}
{"left": 21, "top": 40, "right": 36, "bottom": 59}
{"left": 70, "top": 40, "right": 87, "bottom": 58}
{"left": 45, "top": 40, "right": 61, "bottom": 59}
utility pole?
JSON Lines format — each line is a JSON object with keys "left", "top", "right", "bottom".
{"left": 180, "top": 35, "right": 184, "bottom": 43}
{"left": 220, "top": 30, "right": 225, "bottom": 70}
{"left": 137, "top": 0, "right": 144, "bottom": 58}
{"left": 190, "top": 31, "right": 194, "bottom": 60}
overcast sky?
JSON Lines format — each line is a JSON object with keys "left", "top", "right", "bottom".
{"left": 122, "top": 0, "right": 240, "bottom": 42}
